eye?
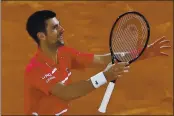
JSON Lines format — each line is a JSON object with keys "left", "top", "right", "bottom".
{"left": 53, "top": 24, "right": 58, "bottom": 30}
{"left": 53, "top": 26, "right": 57, "bottom": 30}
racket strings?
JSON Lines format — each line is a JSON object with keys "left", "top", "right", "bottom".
{"left": 112, "top": 14, "right": 148, "bottom": 62}
{"left": 115, "top": 16, "right": 138, "bottom": 50}
{"left": 112, "top": 16, "right": 136, "bottom": 61}
{"left": 113, "top": 17, "right": 138, "bottom": 61}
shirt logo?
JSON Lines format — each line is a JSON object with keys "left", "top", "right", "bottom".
{"left": 46, "top": 76, "right": 56, "bottom": 83}
{"left": 95, "top": 81, "right": 98, "bottom": 85}
{"left": 41, "top": 68, "right": 57, "bottom": 83}
{"left": 42, "top": 73, "right": 52, "bottom": 80}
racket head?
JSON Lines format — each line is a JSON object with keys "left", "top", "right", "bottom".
{"left": 109, "top": 11, "right": 150, "bottom": 65}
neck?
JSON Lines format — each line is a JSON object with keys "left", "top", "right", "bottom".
{"left": 40, "top": 42, "right": 60, "bottom": 63}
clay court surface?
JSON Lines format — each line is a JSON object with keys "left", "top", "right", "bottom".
{"left": 1, "top": 1, "right": 173, "bottom": 115}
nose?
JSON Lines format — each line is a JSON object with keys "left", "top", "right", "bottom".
{"left": 59, "top": 25, "right": 64, "bottom": 34}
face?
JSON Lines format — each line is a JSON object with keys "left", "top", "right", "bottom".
{"left": 43, "top": 17, "right": 65, "bottom": 47}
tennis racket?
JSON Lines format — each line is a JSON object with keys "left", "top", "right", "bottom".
{"left": 98, "top": 11, "right": 150, "bottom": 113}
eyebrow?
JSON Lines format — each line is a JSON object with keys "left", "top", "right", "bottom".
{"left": 53, "top": 24, "right": 58, "bottom": 28}
{"left": 52, "top": 21, "right": 60, "bottom": 28}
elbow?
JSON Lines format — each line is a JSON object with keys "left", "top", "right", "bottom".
{"left": 51, "top": 92, "right": 72, "bottom": 102}
{"left": 52, "top": 91, "right": 80, "bottom": 102}
{"left": 59, "top": 96, "right": 72, "bottom": 102}
{"left": 50, "top": 83, "right": 75, "bottom": 101}
{"left": 61, "top": 95, "right": 81, "bottom": 102}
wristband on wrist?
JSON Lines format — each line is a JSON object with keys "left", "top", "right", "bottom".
{"left": 90, "top": 72, "right": 107, "bottom": 88}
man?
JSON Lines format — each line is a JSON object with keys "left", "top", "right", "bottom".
{"left": 25, "top": 10, "right": 170, "bottom": 115}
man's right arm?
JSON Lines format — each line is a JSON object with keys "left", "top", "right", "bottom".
{"left": 50, "top": 62, "right": 129, "bottom": 101}
{"left": 50, "top": 79, "right": 96, "bottom": 101}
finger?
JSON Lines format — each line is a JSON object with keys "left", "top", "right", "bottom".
{"left": 117, "top": 62, "right": 129, "bottom": 66}
{"left": 160, "top": 46, "right": 171, "bottom": 49}
{"left": 124, "top": 66, "right": 130, "bottom": 69}
{"left": 154, "top": 36, "right": 166, "bottom": 43}
{"left": 115, "top": 68, "right": 126, "bottom": 73}
{"left": 113, "top": 62, "right": 129, "bottom": 69}
{"left": 124, "top": 70, "right": 129, "bottom": 72}
{"left": 107, "top": 62, "right": 113, "bottom": 66}
{"left": 115, "top": 70, "right": 128, "bottom": 77}
{"left": 123, "top": 68, "right": 130, "bottom": 72}
{"left": 117, "top": 75, "right": 122, "bottom": 78}
{"left": 115, "top": 68, "right": 129, "bottom": 74}
{"left": 159, "top": 40, "right": 170, "bottom": 45}
{"left": 115, "top": 66, "right": 128, "bottom": 72}
{"left": 113, "top": 64, "right": 126, "bottom": 70}
{"left": 113, "top": 72, "right": 122, "bottom": 78}
{"left": 116, "top": 65, "right": 130, "bottom": 72}
{"left": 160, "top": 52, "right": 169, "bottom": 56}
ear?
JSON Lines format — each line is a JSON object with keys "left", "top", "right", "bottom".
{"left": 37, "top": 32, "right": 46, "bottom": 40}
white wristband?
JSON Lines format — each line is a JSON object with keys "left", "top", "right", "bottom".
{"left": 90, "top": 72, "right": 107, "bottom": 88}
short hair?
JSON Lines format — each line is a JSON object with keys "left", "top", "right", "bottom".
{"left": 26, "top": 10, "right": 56, "bottom": 46}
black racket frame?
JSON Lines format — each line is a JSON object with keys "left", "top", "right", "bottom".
{"left": 109, "top": 11, "right": 150, "bottom": 83}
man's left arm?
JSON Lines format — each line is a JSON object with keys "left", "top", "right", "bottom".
{"left": 92, "top": 36, "right": 171, "bottom": 67}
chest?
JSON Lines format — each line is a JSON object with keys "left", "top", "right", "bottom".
{"left": 43, "top": 55, "right": 72, "bottom": 85}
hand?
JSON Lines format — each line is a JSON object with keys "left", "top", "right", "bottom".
{"left": 146, "top": 36, "right": 171, "bottom": 57}
{"left": 103, "top": 62, "right": 130, "bottom": 82}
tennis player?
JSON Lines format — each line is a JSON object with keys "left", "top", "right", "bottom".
{"left": 24, "top": 10, "right": 171, "bottom": 115}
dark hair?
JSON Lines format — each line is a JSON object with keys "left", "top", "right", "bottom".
{"left": 26, "top": 10, "right": 56, "bottom": 46}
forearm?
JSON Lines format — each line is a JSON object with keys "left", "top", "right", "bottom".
{"left": 59, "top": 80, "right": 95, "bottom": 101}
{"left": 92, "top": 50, "right": 147, "bottom": 67}
{"left": 51, "top": 72, "right": 108, "bottom": 101}
{"left": 94, "top": 45, "right": 156, "bottom": 66}
{"left": 93, "top": 53, "right": 112, "bottom": 66}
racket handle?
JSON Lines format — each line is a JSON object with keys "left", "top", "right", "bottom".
{"left": 98, "top": 81, "right": 115, "bottom": 113}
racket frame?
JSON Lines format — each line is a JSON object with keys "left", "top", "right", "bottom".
{"left": 109, "top": 11, "right": 150, "bottom": 82}
{"left": 98, "top": 11, "right": 151, "bottom": 113}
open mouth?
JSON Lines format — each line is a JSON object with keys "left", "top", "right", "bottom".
{"left": 59, "top": 36, "right": 63, "bottom": 41}
{"left": 57, "top": 34, "right": 63, "bottom": 40}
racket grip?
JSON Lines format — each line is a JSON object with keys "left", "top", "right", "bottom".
{"left": 98, "top": 82, "right": 115, "bottom": 113}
